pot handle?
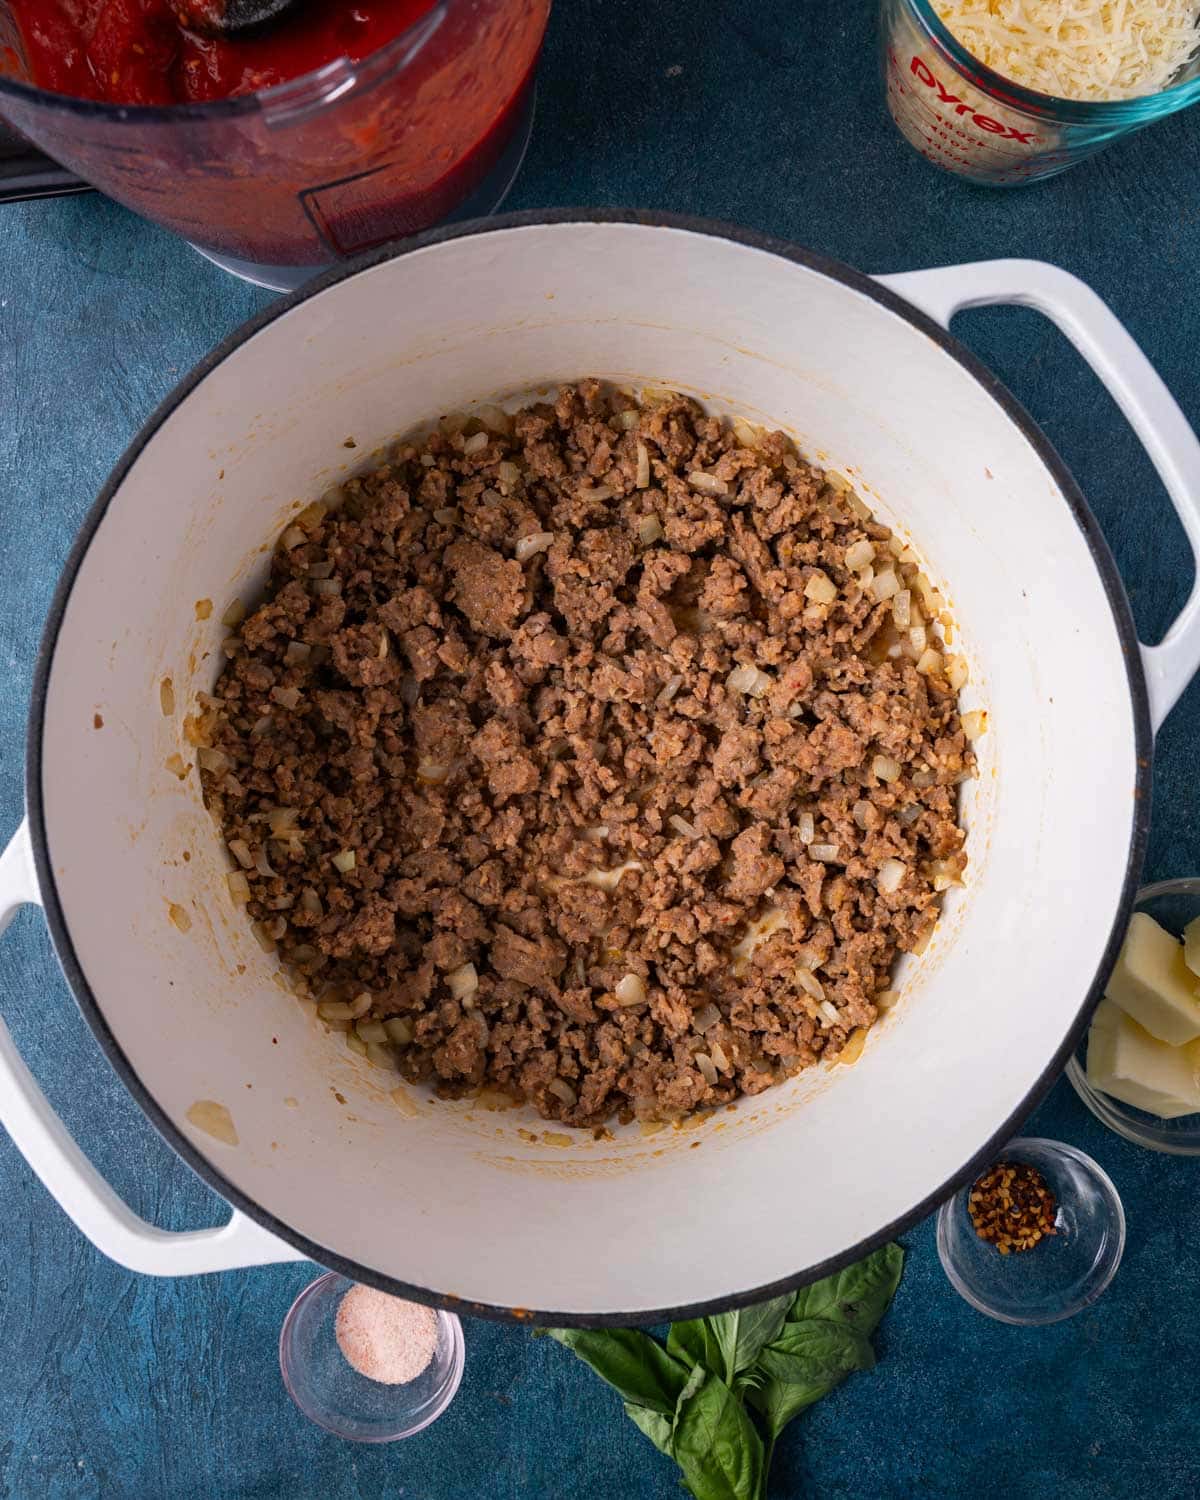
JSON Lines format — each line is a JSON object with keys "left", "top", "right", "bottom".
{"left": 0, "top": 819, "right": 307, "bottom": 1276}
{"left": 875, "top": 258, "right": 1200, "bottom": 731}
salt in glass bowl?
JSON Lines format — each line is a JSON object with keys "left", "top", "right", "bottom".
{"left": 280, "top": 1272, "right": 464, "bottom": 1441}
{"left": 936, "top": 1137, "right": 1124, "bottom": 1324}
{"left": 1067, "top": 877, "right": 1200, "bottom": 1155}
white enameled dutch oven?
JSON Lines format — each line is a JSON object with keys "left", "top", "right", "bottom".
{"left": 2, "top": 214, "right": 1200, "bottom": 1324}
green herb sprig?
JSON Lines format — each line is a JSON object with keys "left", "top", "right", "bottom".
{"left": 544, "top": 1243, "right": 903, "bottom": 1500}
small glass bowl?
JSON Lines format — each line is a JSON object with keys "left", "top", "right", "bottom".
{"left": 280, "top": 1272, "right": 464, "bottom": 1441}
{"left": 936, "top": 1138, "right": 1124, "bottom": 1324}
{"left": 1067, "top": 878, "right": 1200, "bottom": 1155}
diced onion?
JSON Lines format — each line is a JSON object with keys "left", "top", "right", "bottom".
{"left": 221, "top": 600, "right": 246, "bottom": 629}
{"left": 916, "top": 647, "right": 943, "bottom": 676}
{"left": 809, "top": 843, "right": 839, "bottom": 862}
{"left": 331, "top": 849, "right": 357, "bottom": 874}
{"left": 796, "top": 967, "right": 825, "bottom": 1001}
{"left": 892, "top": 590, "right": 912, "bottom": 629}
{"left": 356, "top": 1019, "right": 389, "bottom": 1044}
{"left": 871, "top": 568, "right": 899, "bottom": 602}
{"left": 656, "top": 673, "right": 684, "bottom": 706}
{"left": 636, "top": 443, "right": 651, "bottom": 490}
{"left": 285, "top": 641, "right": 311, "bottom": 666}
{"left": 366, "top": 1041, "right": 397, "bottom": 1071}
{"left": 228, "top": 838, "right": 253, "bottom": 870}
{"left": 837, "top": 1028, "right": 868, "bottom": 1066}
{"left": 947, "top": 655, "right": 970, "bottom": 692}
{"left": 873, "top": 754, "right": 901, "bottom": 783}
{"left": 961, "top": 709, "right": 988, "bottom": 741}
{"left": 688, "top": 471, "right": 729, "bottom": 498}
{"left": 844, "top": 539, "right": 875, "bottom": 570}
{"left": 197, "top": 746, "right": 230, "bottom": 773}
{"left": 804, "top": 570, "right": 837, "bottom": 605}
{"left": 693, "top": 1003, "right": 721, "bottom": 1033}
{"left": 271, "top": 686, "right": 301, "bottom": 711}
{"left": 280, "top": 526, "right": 307, "bottom": 551}
{"left": 580, "top": 825, "right": 610, "bottom": 842}
{"left": 385, "top": 1017, "right": 415, "bottom": 1045}
{"left": 254, "top": 847, "right": 278, "bottom": 879}
{"left": 318, "top": 1000, "right": 356, "bottom": 1022}
{"left": 447, "top": 963, "right": 479, "bottom": 1001}
{"left": 909, "top": 624, "right": 928, "bottom": 654}
{"left": 433, "top": 507, "right": 458, "bottom": 525}
{"left": 637, "top": 515, "right": 662, "bottom": 548}
{"left": 515, "top": 532, "right": 555, "bottom": 562}
{"left": 296, "top": 501, "right": 327, "bottom": 532}
{"left": 899, "top": 803, "right": 922, "bottom": 824}
{"left": 668, "top": 814, "right": 699, "bottom": 839}
{"left": 732, "top": 416, "right": 762, "bottom": 449}
{"left": 798, "top": 812, "right": 815, "bottom": 844}
{"left": 299, "top": 888, "right": 324, "bottom": 917}
{"left": 345, "top": 1031, "right": 368, "bottom": 1055}
{"left": 727, "top": 664, "right": 771, "bottom": 698}
{"left": 548, "top": 1078, "right": 577, "bottom": 1106}
{"left": 497, "top": 460, "right": 521, "bottom": 488}
{"left": 710, "top": 1040, "right": 730, "bottom": 1070}
{"left": 476, "top": 403, "right": 511, "bottom": 435}
{"left": 267, "top": 807, "right": 301, "bottom": 839}
{"left": 852, "top": 800, "right": 875, "bottom": 831}
{"left": 876, "top": 989, "right": 900, "bottom": 1012}
{"left": 417, "top": 758, "right": 450, "bottom": 784}
{"left": 312, "top": 578, "right": 342, "bottom": 597}
{"left": 615, "top": 410, "right": 641, "bottom": 431}
{"left": 251, "top": 715, "right": 272, "bottom": 737}
{"left": 696, "top": 1053, "right": 718, "bottom": 1086}
{"left": 877, "top": 858, "right": 907, "bottom": 895}
{"left": 614, "top": 974, "right": 647, "bottom": 1007}
{"left": 818, "top": 1000, "right": 842, "bottom": 1028}
{"left": 463, "top": 430, "right": 489, "bottom": 455}
{"left": 251, "top": 921, "right": 276, "bottom": 953}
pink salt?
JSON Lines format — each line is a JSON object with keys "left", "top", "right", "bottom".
{"left": 334, "top": 1284, "right": 438, "bottom": 1385}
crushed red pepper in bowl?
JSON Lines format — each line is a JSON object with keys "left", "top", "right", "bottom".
{"left": 968, "top": 1161, "right": 1058, "bottom": 1254}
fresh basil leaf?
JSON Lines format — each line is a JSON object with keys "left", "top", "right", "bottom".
{"left": 758, "top": 1319, "right": 875, "bottom": 1385}
{"left": 547, "top": 1328, "right": 690, "bottom": 1415}
{"left": 670, "top": 1368, "right": 764, "bottom": 1500}
{"left": 787, "top": 1244, "right": 904, "bottom": 1335}
{"left": 746, "top": 1373, "right": 833, "bottom": 1440}
{"left": 624, "top": 1402, "right": 674, "bottom": 1458}
{"left": 707, "top": 1293, "right": 793, "bottom": 1384}
{"left": 668, "top": 1317, "right": 724, "bottom": 1377}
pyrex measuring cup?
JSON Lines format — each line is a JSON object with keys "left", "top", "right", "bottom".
{"left": 882, "top": 0, "right": 1200, "bottom": 184}
{"left": 0, "top": 0, "right": 549, "bottom": 289}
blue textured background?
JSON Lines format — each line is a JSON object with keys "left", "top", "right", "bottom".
{"left": 2, "top": 1, "right": 1200, "bottom": 1495}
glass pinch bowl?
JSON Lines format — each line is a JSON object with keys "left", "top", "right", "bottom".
{"left": 1067, "top": 878, "right": 1200, "bottom": 1154}
{"left": 280, "top": 1272, "right": 464, "bottom": 1442}
{"left": 936, "top": 1138, "right": 1124, "bottom": 1324}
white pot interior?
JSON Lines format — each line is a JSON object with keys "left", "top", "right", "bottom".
{"left": 37, "top": 222, "right": 1139, "bottom": 1316}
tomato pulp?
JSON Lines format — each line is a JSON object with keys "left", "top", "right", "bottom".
{"left": 10, "top": 0, "right": 440, "bottom": 106}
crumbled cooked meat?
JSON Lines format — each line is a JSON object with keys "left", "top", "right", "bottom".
{"left": 203, "top": 383, "right": 973, "bottom": 1127}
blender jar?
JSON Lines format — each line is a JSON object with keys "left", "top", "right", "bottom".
{"left": 882, "top": 0, "right": 1200, "bottom": 185}
{"left": 0, "top": 0, "right": 550, "bottom": 288}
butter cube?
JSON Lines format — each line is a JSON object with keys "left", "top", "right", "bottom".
{"left": 1087, "top": 999, "right": 1200, "bottom": 1119}
{"left": 1105, "top": 912, "right": 1200, "bottom": 1045}
{"left": 1183, "top": 915, "right": 1200, "bottom": 983}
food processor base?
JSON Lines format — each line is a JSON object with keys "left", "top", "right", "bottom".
{"left": 189, "top": 85, "right": 537, "bottom": 294}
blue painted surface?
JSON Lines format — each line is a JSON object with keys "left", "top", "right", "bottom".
{"left": 1, "top": 0, "right": 1199, "bottom": 1495}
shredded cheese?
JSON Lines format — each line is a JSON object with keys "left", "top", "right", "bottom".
{"left": 932, "top": 0, "right": 1200, "bottom": 100}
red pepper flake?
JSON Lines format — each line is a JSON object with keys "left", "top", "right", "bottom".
{"left": 968, "top": 1160, "right": 1058, "bottom": 1254}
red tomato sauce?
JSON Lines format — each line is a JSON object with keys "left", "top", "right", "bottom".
{"left": 10, "top": 0, "right": 438, "bottom": 106}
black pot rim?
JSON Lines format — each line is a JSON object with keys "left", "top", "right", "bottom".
{"left": 26, "top": 208, "right": 1153, "bottom": 1326}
